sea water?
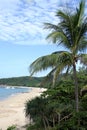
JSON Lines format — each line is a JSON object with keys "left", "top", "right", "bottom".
{"left": 0, "top": 86, "right": 31, "bottom": 100}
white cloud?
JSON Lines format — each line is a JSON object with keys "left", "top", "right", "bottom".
{"left": 0, "top": 0, "right": 86, "bottom": 45}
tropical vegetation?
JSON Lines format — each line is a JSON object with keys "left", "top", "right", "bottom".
{"left": 25, "top": 67, "right": 87, "bottom": 130}
{"left": 25, "top": 0, "right": 87, "bottom": 130}
{"left": 29, "top": 0, "right": 87, "bottom": 112}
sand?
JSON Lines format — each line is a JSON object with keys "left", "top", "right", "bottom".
{"left": 0, "top": 87, "right": 46, "bottom": 130}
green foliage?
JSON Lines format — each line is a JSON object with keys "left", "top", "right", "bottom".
{"left": 0, "top": 76, "right": 44, "bottom": 87}
{"left": 26, "top": 123, "right": 45, "bottom": 130}
{"left": 25, "top": 68, "right": 87, "bottom": 130}
{"left": 27, "top": 0, "right": 87, "bottom": 129}
{"left": 29, "top": 0, "right": 87, "bottom": 114}
{"left": 7, "top": 125, "right": 16, "bottom": 130}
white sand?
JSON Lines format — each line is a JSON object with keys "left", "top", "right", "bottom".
{"left": 0, "top": 87, "right": 46, "bottom": 130}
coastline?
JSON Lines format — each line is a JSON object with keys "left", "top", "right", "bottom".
{"left": 0, "top": 86, "right": 32, "bottom": 101}
{"left": 0, "top": 85, "right": 31, "bottom": 88}
{"left": 0, "top": 87, "right": 46, "bottom": 130}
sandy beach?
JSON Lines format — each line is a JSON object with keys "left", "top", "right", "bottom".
{"left": 0, "top": 87, "right": 45, "bottom": 130}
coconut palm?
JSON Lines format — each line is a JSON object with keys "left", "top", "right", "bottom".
{"left": 29, "top": 0, "right": 87, "bottom": 112}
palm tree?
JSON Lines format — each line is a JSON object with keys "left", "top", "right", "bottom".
{"left": 29, "top": 0, "right": 87, "bottom": 112}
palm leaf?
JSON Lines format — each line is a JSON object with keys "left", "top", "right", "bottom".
{"left": 44, "top": 23, "right": 59, "bottom": 31}
{"left": 29, "top": 53, "right": 58, "bottom": 76}
{"left": 76, "top": 0, "right": 85, "bottom": 27}
{"left": 30, "top": 51, "right": 73, "bottom": 86}
{"left": 56, "top": 10, "right": 70, "bottom": 23}
{"left": 79, "top": 54, "right": 87, "bottom": 65}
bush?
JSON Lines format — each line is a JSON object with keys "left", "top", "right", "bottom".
{"left": 7, "top": 125, "right": 16, "bottom": 130}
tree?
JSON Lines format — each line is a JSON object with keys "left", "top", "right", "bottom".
{"left": 29, "top": 0, "right": 87, "bottom": 112}
{"left": 25, "top": 96, "right": 50, "bottom": 130}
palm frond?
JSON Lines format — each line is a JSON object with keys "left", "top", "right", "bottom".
{"left": 76, "top": 0, "right": 85, "bottom": 27}
{"left": 72, "top": 19, "right": 87, "bottom": 53}
{"left": 53, "top": 64, "right": 70, "bottom": 86}
{"left": 46, "top": 31, "right": 72, "bottom": 50}
{"left": 52, "top": 51, "right": 73, "bottom": 85}
{"left": 29, "top": 51, "right": 72, "bottom": 75}
{"left": 44, "top": 23, "right": 59, "bottom": 31}
{"left": 54, "top": 51, "right": 73, "bottom": 65}
{"left": 29, "top": 53, "right": 59, "bottom": 76}
{"left": 79, "top": 54, "right": 87, "bottom": 65}
{"left": 44, "top": 1, "right": 86, "bottom": 55}
{"left": 77, "top": 39, "right": 87, "bottom": 52}
{"left": 56, "top": 10, "right": 69, "bottom": 22}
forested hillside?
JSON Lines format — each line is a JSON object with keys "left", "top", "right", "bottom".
{"left": 0, "top": 67, "right": 87, "bottom": 88}
{"left": 0, "top": 76, "right": 44, "bottom": 87}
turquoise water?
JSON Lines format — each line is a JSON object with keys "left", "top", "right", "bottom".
{"left": 0, "top": 86, "right": 31, "bottom": 100}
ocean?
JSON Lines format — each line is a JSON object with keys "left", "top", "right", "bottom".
{"left": 0, "top": 86, "right": 31, "bottom": 100}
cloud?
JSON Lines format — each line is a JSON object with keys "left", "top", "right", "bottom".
{"left": 0, "top": 0, "right": 86, "bottom": 45}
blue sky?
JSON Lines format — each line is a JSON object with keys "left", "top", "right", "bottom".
{"left": 0, "top": 0, "right": 86, "bottom": 78}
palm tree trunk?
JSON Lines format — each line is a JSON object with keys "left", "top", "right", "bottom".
{"left": 44, "top": 116, "right": 50, "bottom": 129}
{"left": 58, "top": 113, "right": 61, "bottom": 124}
{"left": 43, "top": 118, "right": 47, "bottom": 130}
{"left": 53, "top": 117, "right": 55, "bottom": 127}
{"left": 73, "top": 63, "right": 79, "bottom": 112}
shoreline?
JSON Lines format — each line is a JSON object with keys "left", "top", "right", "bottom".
{"left": 0, "top": 86, "right": 32, "bottom": 101}
{"left": 0, "top": 85, "right": 32, "bottom": 88}
{"left": 0, "top": 87, "right": 46, "bottom": 130}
